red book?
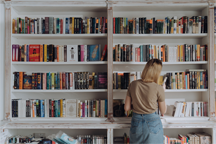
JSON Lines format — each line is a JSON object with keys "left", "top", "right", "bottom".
{"left": 51, "top": 100, "right": 54, "bottom": 117}
{"left": 62, "top": 72, "right": 66, "bottom": 89}
{"left": 181, "top": 17, "right": 183, "bottom": 34}
{"left": 101, "top": 44, "right": 107, "bottom": 61}
{"left": 113, "top": 18, "right": 115, "bottom": 34}
{"left": 60, "top": 19, "right": 63, "bottom": 34}
{"left": 137, "top": 48, "right": 140, "bottom": 62}
{"left": 29, "top": 44, "right": 40, "bottom": 62}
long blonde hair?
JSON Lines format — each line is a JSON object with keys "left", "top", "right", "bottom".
{"left": 141, "top": 59, "right": 163, "bottom": 83}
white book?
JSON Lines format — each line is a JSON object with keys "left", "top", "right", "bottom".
{"left": 45, "top": 99, "right": 49, "bottom": 118}
{"left": 174, "top": 16, "right": 177, "bottom": 34}
{"left": 179, "top": 102, "right": 184, "bottom": 117}
{"left": 18, "top": 100, "right": 21, "bottom": 118}
{"left": 84, "top": 45, "right": 87, "bottom": 62}
{"left": 39, "top": 18, "right": 42, "bottom": 34}
{"left": 163, "top": 20, "right": 167, "bottom": 34}
{"left": 194, "top": 102, "right": 198, "bottom": 117}
{"left": 136, "top": 72, "right": 141, "bottom": 80}
{"left": 80, "top": 102, "right": 83, "bottom": 117}
{"left": 174, "top": 102, "right": 181, "bottom": 117}
{"left": 21, "top": 100, "right": 26, "bottom": 118}
{"left": 34, "top": 20, "right": 37, "bottom": 34}
{"left": 198, "top": 102, "right": 201, "bottom": 117}
{"left": 159, "top": 45, "right": 161, "bottom": 60}
{"left": 168, "top": 47, "right": 172, "bottom": 62}
{"left": 66, "top": 99, "right": 76, "bottom": 118}
{"left": 174, "top": 46, "right": 178, "bottom": 62}
{"left": 130, "top": 72, "right": 136, "bottom": 82}
{"left": 198, "top": 16, "right": 201, "bottom": 33}
{"left": 185, "top": 102, "right": 191, "bottom": 117}
{"left": 67, "top": 45, "right": 78, "bottom": 62}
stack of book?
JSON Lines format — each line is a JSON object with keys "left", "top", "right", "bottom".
{"left": 12, "top": 44, "right": 107, "bottom": 62}
{"left": 164, "top": 133, "right": 211, "bottom": 144}
{"left": 173, "top": 101, "right": 208, "bottom": 117}
{"left": 114, "top": 133, "right": 130, "bottom": 144}
{"left": 12, "top": 99, "right": 107, "bottom": 118}
{"left": 113, "top": 16, "right": 208, "bottom": 34}
{"left": 13, "top": 71, "right": 107, "bottom": 90}
{"left": 12, "top": 16, "right": 107, "bottom": 34}
{"left": 113, "top": 44, "right": 207, "bottom": 62}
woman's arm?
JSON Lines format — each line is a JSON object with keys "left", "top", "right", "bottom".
{"left": 158, "top": 101, "right": 167, "bottom": 116}
{"left": 124, "top": 96, "right": 132, "bottom": 112}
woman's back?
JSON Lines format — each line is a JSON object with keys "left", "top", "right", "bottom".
{"left": 127, "top": 79, "right": 165, "bottom": 114}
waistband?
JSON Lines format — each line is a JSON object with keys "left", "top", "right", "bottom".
{"left": 133, "top": 111, "right": 157, "bottom": 116}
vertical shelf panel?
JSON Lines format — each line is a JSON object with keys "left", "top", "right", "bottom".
{"left": 107, "top": 2, "right": 114, "bottom": 122}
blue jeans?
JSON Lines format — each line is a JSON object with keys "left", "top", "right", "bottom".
{"left": 130, "top": 112, "right": 163, "bottom": 144}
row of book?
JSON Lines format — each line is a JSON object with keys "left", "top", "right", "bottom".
{"left": 114, "top": 133, "right": 129, "bottom": 144}
{"left": 12, "top": 16, "right": 107, "bottom": 34}
{"left": 113, "top": 16, "right": 208, "bottom": 34}
{"left": 164, "top": 133, "right": 211, "bottom": 144}
{"left": 113, "top": 69, "right": 208, "bottom": 90}
{"left": 12, "top": 44, "right": 107, "bottom": 62}
{"left": 13, "top": 71, "right": 107, "bottom": 90}
{"left": 113, "top": 44, "right": 208, "bottom": 62}
{"left": 173, "top": 101, "right": 208, "bottom": 117}
{"left": 11, "top": 99, "right": 107, "bottom": 118}
{"left": 8, "top": 131, "right": 107, "bottom": 144}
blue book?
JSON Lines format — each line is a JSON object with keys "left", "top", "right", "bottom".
{"left": 55, "top": 100, "right": 58, "bottom": 117}
{"left": 17, "top": 72, "right": 19, "bottom": 88}
{"left": 214, "top": 8, "right": 216, "bottom": 33}
{"left": 185, "top": 75, "right": 187, "bottom": 89}
{"left": 49, "top": 72, "right": 51, "bottom": 89}
{"left": 89, "top": 44, "right": 100, "bottom": 61}
{"left": 57, "top": 72, "right": 60, "bottom": 89}
{"left": 195, "top": 45, "right": 197, "bottom": 60}
{"left": 55, "top": 73, "right": 57, "bottom": 89}
{"left": 58, "top": 100, "right": 60, "bottom": 117}
{"left": 26, "top": 45, "right": 29, "bottom": 61}
{"left": 105, "top": 99, "right": 107, "bottom": 117}
{"left": 40, "top": 100, "right": 45, "bottom": 117}
{"left": 79, "top": 18, "right": 82, "bottom": 34}
{"left": 140, "top": 45, "right": 143, "bottom": 62}
{"left": 149, "top": 45, "right": 151, "bottom": 59}
{"left": 200, "top": 72, "right": 203, "bottom": 89}
{"left": 65, "top": 18, "right": 69, "bottom": 34}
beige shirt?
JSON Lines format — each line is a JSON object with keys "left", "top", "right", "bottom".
{"left": 127, "top": 79, "right": 165, "bottom": 114}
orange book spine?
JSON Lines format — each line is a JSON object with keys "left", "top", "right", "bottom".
{"left": 24, "top": 44, "right": 27, "bottom": 62}
{"left": 177, "top": 45, "right": 180, "bottom": 61}
{"left": 70, "top": 72, "right": 73, "bottom": 90}
{"left": 60, "top": 72, "right": 62, "bottom": 90}
{"left": 197, "top": 44, "right": 200, "bottom": 61}
{"left": 19, "top": 72, "right": 23, "bottom": 89}
{"left": 40, "top": 45, "right": 43, "bottom": 62}
{"left": 32, "top": 101, "right": 35, "bottom": 117}
{"left": 43, "top": 73, "right": 46, "bottom": 90}
{"left": 57, "top": 45, "right": 59, "bottom": 62}
{"left": 161, "top": 46, "right": 164, "bottom": 62}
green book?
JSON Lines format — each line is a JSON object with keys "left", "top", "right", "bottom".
{"left": 22, "top": 19, "right": 25, "bottom": 34}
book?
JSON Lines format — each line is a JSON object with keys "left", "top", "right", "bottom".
{"left": 67, "top": 45, "right": 78, "bottom": 62}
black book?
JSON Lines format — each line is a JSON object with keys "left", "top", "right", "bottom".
{"left": 143, "top": 18, "right": 146, "bottom": 34}
{"left": 146, "top": 45, "right": 150, "bottom": 61}
{"left": 139, "top": 18, "right": 142, "bottom": 34}
{"left": 121, "top": 45, "right": 123, "bottom": 62}
{"left": 126, "top": 45, "right": 129, "bottom": 62}
{"left": 98, "top": 72, "right": 107, "bottom": 89}
{"left": 155, "top": 20, "right": 157, "bottom": 34}
{"left": 48, "top": 45, "right": 53, "bottom": 62}
{"left": 74, "top": 18, "right": 77, "bottom": 34}
{"left": 49, "top": 99, "right": 52, "bottom": 117}
{"left": 143, "top": 45, "right": 146, "bottom": 62}
{"left": 152, "top": 17, "right": 155, "bottom": 34}
{"left": 64, "top": 45, "right": 67, "bottom": 62}
{"left": 34, "top": 73, "right": 37, "bottom": 89}
{"left": 37, "top": 73, "right": 42, "bottom": 89}
{"left": 12, "top": 100, "right": 15, "bottom": 117}
{"left": 54, "top": 46, "right": 57, "bottom": 62}
{"left": 21, "top": 45, "right": 24, "bottom": 61}
{"left": 78, "top": 18, "right": 81, "bottom": 34}
{"left": 130, "top": 44, "right": 133, "bottom": 61}
{"left": 13, "top": 72, "right": 17, "bottom": 89}
{"left": 121, "top": 74, "right": 124, "bottom": 89}
{"left": 94, "top": 72, "right": 98, "bottom": 89}
{"left": 78, "top": 45, "right": 81, "bottom": 61}
{"left": 15, "top": 100, "right": 18, "bottom": 117}
{"left": 204, "top": 16, "right": 207, "bottom": 33}
{"left": 69, "top": 17, "right": 72, "bottom": 34}
{"left": 74, "top": 72, "right": 78, "bottom": 89}
{"left": 123, "top": 44, "right": 126, "bottom": 62}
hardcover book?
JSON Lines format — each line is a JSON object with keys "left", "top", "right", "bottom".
{"left": 29, "top": 44, "right": 40, "bottom": 62}
{"left": 66, "top": 99, "right": 76, "bottom": 117}
{"left": 24, "top": 75, "right": 32, "bottom": 89}
{"left": 67, "top": 45, "right": 78, "bottom": 62}
{"left": 88, "top": 44, "right": 101, "bottom": 61}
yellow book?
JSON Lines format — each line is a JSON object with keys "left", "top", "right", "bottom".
{"left": 44, "top": 44, "right": 47, "bottom": 62}
{"left": 72, "top": 17, "right": 74, "bottom": 34}
{"left": 60, "top": 99, "right": 63, "bottom": 117}
{"left": 158, "top": 75, "right": 164, "bottom": 85}
{"left": 180, "top": 45, "right": 183, "bottom": 62}
{"left": 51, "top": 73, "right": 55, "bottom": 90}
{"left": 12, "top": 19, "right": 15, "bottom": 34}
{"left": 176, "top": 20, "right": 179, "bottom": 34}
{"left": 177, "top": 45, "right": 180, "bottom": 61}
{"left": 177, "top": 72, "right": 180, "bottom": 89}
{"left": 175, "top": 74, "right": 177, "bottom": 89}
{"left": 87, "top": 19, "right": 90, "bottom": 34}
{"left": 154, "top": 45, "right": 157, "bottom": 59}
{"left": 197, "top": 44, "right": 200, "bottom": 61}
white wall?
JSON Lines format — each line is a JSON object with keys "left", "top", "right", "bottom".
{"left": 0, "top": 2, "right": 5, "bottom": 121}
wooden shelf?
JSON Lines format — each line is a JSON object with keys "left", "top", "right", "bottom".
{"left": 113, "top": 34, "right": 207, "bottom": 39}
{"left": 12, "top": 89, "right": 107, "bottom": 93}
{"left": 113, "top": 89, "right": 208, "bottom": 92}
{"left": 12, "top": 62, "right": 107, "bottom": 65}
{"left": 113, "top": 61, "right": 207, "bottom": 65}
{"left": 12, "top": 34, "right": 107, "bottom": 39}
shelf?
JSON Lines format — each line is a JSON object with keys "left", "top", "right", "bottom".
{"left": 113, "top": 34, "right": 207, "bottom": 39}
{"left": 12, "top": 62, "right": 107, "bottom": 65}
{"left": 113, "top": 61, "right": 207, "bottom": 65}
{"left": 12, "top": 34, "right": 107, "bottom": 39}
{"left": 113, "top": 89, "right": 207, "bottom": 92}
{"left": 11, "top": 117, "right": 108, "bottom": 122}
{"left": 12, "top": 89, "right": 107, "bottom": 93}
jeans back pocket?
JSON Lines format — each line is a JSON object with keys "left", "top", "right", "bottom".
{"left": 130, "top": 118, "right": 141, "bottom": 134}
{"left": 146, "top": 117, "right": 162, "bottom": 134}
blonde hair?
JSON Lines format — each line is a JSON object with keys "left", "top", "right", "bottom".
{"left": 141, "top": 59, "right": 162, "bottom": 83}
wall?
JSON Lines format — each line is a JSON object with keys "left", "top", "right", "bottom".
{"left": 0, "top": 2, "right": 5, "bottom": 121}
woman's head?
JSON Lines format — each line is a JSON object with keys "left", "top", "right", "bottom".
{"left": 141, "top": 59, "right": 162, "bottom": 83}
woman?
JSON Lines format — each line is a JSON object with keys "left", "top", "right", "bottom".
{"left": 124, "top": 59, "right": 166, "bottom": 144}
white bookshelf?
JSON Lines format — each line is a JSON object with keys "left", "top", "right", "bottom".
{"left": 1, "top": 0, "right": 216, "bottom": 144}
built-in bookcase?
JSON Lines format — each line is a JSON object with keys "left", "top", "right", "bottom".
{"left": 2, "top": 0, "right": 216, "bottom": 143}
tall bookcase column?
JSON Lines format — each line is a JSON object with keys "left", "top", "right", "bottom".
{"left": 107, "top": 128, "right": 114, "bottom": 144}
{"left": 208, "top": 2, "right": 215, "bottom": 120}
{"left": 107, "top": 1, "right": 114, "bottom": 122}
{"left": 4, "top": 0, "right": 11, "bottom": 121}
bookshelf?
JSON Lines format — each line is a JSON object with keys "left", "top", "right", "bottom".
{"left": 1, "top": 0, "right": 216, "bottom": 143}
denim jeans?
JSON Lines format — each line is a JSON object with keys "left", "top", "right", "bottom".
{"left": 130, "top": 112, "right": 163, "bottom": 144}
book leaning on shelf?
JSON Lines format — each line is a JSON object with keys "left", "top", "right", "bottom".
{"left": 113, "top": 69, "right": 207, "bottom": 90}
{"left": 113, "top": 16, "right": 207, "bottom": 34}
{"left": 12, "top": 44, "right": 107, "bottom": 62}
{"left": 13, "top": 71, "right": 107, "bottom": 90}
{"left": 113, "top": 44, "right": 208, "bottom": 62}
{"left": 164, "top": 133, "right": 211, "bottom": 144}
{"left": 12, "top": 16, "right": 107, "bottom": 34}
{"left": 12, "top": 99, "right": 107, "bottom": 118}
{"left": 172, "top": 101, "right": 208, "bottom": 117}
